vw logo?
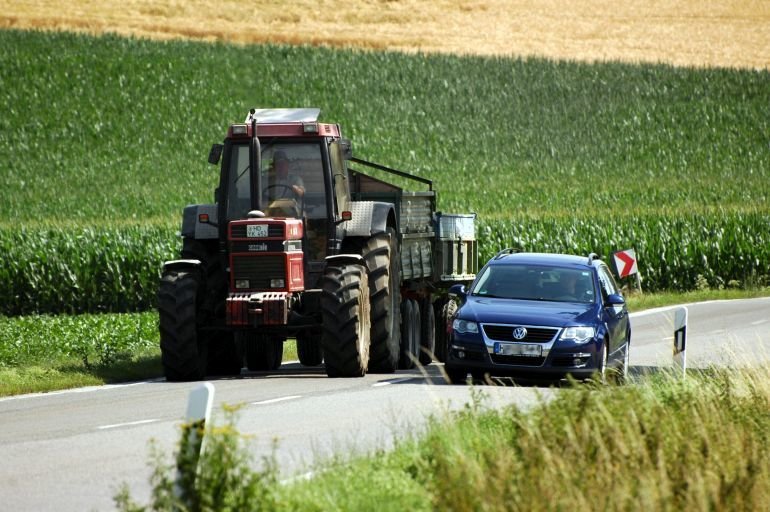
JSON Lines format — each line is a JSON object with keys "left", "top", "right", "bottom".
{"left": 512, "top": 327, "right": 528, "bottom": 340}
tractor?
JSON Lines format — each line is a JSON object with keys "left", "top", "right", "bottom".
{"left": 158, "top": 108, "right": 477, "bottom": 380}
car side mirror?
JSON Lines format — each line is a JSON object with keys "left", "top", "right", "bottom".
{"left": 606, "top": 293, "right": 625, "bottom": 306}
{"left": 448, "top": 283, "right": 467, "bottom": 299}
{"left": 208, "top": 144, "right": 223, "bottom": 165}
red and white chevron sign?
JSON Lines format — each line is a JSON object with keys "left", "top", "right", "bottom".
{"left": 613, "top": 249, "right": 638, "bottom": 278}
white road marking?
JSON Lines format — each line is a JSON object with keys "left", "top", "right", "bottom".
{"left": 372, "top": 378, "right": 413, "bottom": 387}
{"left": 251, "top": 395, "right": 302, "bottom": 405}
{"left": 97, "top": 418, "right": 160, "bottom": 430}
{"left": 751, "top": 319, "right": 768, "bottom": 326}
{"left": 0, "top": 378, "right": 165, "bottom": 403}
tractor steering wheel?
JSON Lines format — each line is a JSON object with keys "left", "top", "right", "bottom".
{"left": 264, "top": 183, "right": 298, "bottom": 200}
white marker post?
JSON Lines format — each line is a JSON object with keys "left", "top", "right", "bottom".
{"left": 175, "top": 383, "right": 215, "bottom": 501}
{"left": 673, "top": 307, "right": 688, "bottom": 377}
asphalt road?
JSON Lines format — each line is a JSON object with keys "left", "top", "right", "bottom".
{"left": 1, "top": 297, "right": 768, "bottom": 511}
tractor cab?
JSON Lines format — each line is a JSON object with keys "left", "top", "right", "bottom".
{"left": 212, "top": 108, "right": 352, "bottom": 283}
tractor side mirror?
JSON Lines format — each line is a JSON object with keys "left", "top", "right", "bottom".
{"left": 340, "top": 139, "right": 353, "bottom": 160}
{"left": 208, "top": 144, "right": 223, "bottom": 165}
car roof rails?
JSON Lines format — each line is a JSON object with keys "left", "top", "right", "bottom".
{"left": 494, "top": 248, "right": 520, "bottom": 260}
{"left": 587, "top": 252, "right": 601, "bottom": 264}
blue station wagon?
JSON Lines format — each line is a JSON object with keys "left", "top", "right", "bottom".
{"left": 444, "top": 250, "right": 631, "bottom": 383}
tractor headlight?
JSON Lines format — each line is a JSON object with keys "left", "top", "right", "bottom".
{"left": 231, "top": 124, "right": 248, "bottom": 135}
{"left": 235, "top": 279, "right": 249, "bottom": 289}
{"left": 270, "top": 278, "right": 285, "bottom": 288}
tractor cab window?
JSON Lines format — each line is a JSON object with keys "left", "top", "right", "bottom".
{"left": 261, "top": 144, "right": 329, "bottom": 261}
{"left": 225, "top": 144, "right": 251, "bottom": 221}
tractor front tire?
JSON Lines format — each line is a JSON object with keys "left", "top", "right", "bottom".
{"left": 361, "top": 228, "right": 401, "bottom": 373}
{"left": 321, "top": 263, "right": 371, "bottom": 377}
{"left": 206, "top": 330, "right": 242, "bottom": 376}
{"left": 158, "top": 269, "right": 207, "bottom": 382}
{"left": 297, "top": 329, "right": 323, "bottom": 366}
{"left": 240, "top": 331, "right": 283, "bottom": 371}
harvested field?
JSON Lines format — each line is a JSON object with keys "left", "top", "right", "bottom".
{"left": 2, "top": 0, "right": 768, "bottom": 69}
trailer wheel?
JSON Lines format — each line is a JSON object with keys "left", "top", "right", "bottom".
{"left": 158, "top": 269, "right": 207, "bottom": 382}
{"left": 361, "top": 228, "right": 401, "bottom": 373}
{"left": 321, "top": 263, "right": 371, "bottom": 377}
{"left": 418, "top": 297, "right": 435, "bottom": 366}
{"left": 433, "top": 296, "right": 456, "bottom": 363}
{"left": 399, "top": 300, "right": 419, "bottom": 369}
{"left": 241, "top": 332, "right": 283, "bottom": 371}
{"left": 297, "top": 329, "right": 323, "bottom": 366}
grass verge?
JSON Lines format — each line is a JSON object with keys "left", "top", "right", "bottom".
{"left": 0, "top": 288, "right": 765, "bottom": 397}
{"left": 115, "top": 365, "right": 770, "bottom": 511}
{"left": 0, "top": 310, "right": 299, "bottom": 397}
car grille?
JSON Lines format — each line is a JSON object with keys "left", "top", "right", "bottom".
{"left": 482, "top": 324, "right": 559, "bottom": 343}
{"left": 490, "top": 355, "right": 546, "bottom": 366}
{"left": 232, "top": 255, "right": 285, "bottom": 289}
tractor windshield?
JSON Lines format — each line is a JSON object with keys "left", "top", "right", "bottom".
{"left": 224, "top": 141, "right": 330, "bottom": 260}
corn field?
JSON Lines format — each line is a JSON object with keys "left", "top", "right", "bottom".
{"left": 1, "top": 30, "right": 768, "bottom": 314}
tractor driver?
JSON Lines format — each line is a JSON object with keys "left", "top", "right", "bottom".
{"left": 266, "top": 150, "right": 305, "bottom": 200}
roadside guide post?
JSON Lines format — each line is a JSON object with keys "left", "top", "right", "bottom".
{"left": 613, "top": 248, "right": 642, "bottom": 293}
{"left": 175, "top": 382, "right": 215, "bottom": 500}
{"left": 673, "top": 307, "right": 687, "bottom": 377}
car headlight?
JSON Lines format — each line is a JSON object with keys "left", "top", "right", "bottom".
{"left": 452, "top": 318, "right": 479, "bottom": 334}
{"left": 559, "top": 326, "right": 596, "bottom": 344}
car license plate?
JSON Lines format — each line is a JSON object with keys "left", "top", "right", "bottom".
{"left": 493, "top": 342, "right": 542, "bottom": 357}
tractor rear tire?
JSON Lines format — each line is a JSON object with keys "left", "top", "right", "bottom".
{"left": 297, "top": 330, "right": 323, "bottom": 366}
{"left": 418, "top": 297, "right": 435, "bottom": 366}
{"left": 181, "top": 238, "right": 227, "bottom": 322}
{"left": 158, "top": 269, "right": 207, "bottom": 382}
{"left": 361, "top": 228, "right": 401, "bottom": 373}
{"left": 399, "top": 300, "right": 419, "bottom": 369}
{"left": 241, "top": 332, "right": 283, "bottom": 371}
{"left": 320, "top": 262, "right": 371, "bottom": 377}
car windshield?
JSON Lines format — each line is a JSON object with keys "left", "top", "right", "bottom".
{"left": 471, "top": 264, "right": 595, "bottom": 303}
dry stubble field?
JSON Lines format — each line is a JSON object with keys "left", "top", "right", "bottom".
{"left": 2, "top": 0, "right": 769, "bottom": 69}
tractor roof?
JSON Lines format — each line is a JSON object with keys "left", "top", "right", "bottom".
{"left": 245, "top": 108, "right": 321, "bottom": 124}
{"left": 229, "top": 107, "right": 340, "bottom": 138}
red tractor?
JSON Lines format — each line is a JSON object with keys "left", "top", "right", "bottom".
{"left": 158, "top": 108, "right": 476, "bottom": 380}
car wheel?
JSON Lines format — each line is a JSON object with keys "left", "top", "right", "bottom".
{"left": 471, "top": 370, "right": 489, "bottom": 384}
{"left": 616, "top": 332, "right": 631, "bottom": 384}
{"left": 594, "top": 340, "right": 608, "bottom": 384}
{"left": 445, "top": 367, "right": 468, "bottom": 384}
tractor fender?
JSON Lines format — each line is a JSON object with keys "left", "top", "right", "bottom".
{"left": 162, "top": 259, "right": 203, "bottom": 273}
{"left": 325, "top": 254, "right": 365, "bottom": 267}
{"left": 181, "top": 204, "right": 219, "bottom": 240}
{"left": 343, "top": 201, "right": 397, "bottom": 237}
